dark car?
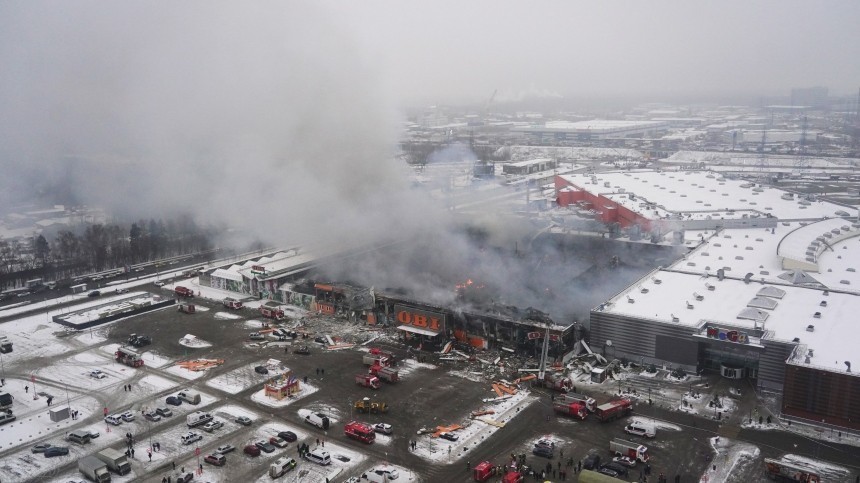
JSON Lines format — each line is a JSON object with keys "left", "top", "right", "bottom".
{"left": 44, "top": 446, "right": 70, "bottom": 457}
{"left": 235, "top": 415, "right": 252, "bottom": 426}
{"left": 532, "top": 444, "right": 553, "bottom": 458}
{"left": 278, "top": 431, "right": 298, "bottom": 442}
{"left": 603, "top": 462, "right": 630, "bottom": 477}
{"left": 582, "top": 453, "right": 601, "bottom": 471}
{"left": 165, "top": 396, "right": 182, "bottom": 406}
{"left": 31, "top": 443, "right": 53, "bottom": 453}
{"left": 438, "top": 432, "right": 458, "bottom": 442}
{"left": 255, "top": 440, "right": 276, "bottom": 453}
{"left": 254, "top": 365, "right": 269, "bottom": 375}
{"left": 87, "top": 290, "right": 101, "bottom": 297}
{"left": 243, "top": 444, "right": 261, "bottom": 457}
{"left": 293, "top": 345, "right": 310, "bottom": 355}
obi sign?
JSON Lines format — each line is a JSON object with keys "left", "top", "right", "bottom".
{"left": 394, "top": 305, "right": 445, "bottom": 335}
{"left": 706, "top": 325, "right": 749, "bottom": 344}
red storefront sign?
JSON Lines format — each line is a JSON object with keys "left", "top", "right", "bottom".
{"left": 394, "top": 304, "right": 444, "bottom": 334}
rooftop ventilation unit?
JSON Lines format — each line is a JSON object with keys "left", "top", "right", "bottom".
{"left": 806, "top": 325, "right": 815, "bottom": 332}
{"left": 627, "top": 296, "right": 635, "bottom": 304}
{"left": 846, "top": 361, "right": 852, "bottom": 372}
{"left": 820, "top": 300, "right": 827, "bottom": 307}
{"left": 814, "top": 312, "right": 821, "bottom": 319}
{"left": 694, "top": 293, "right": 704, "bottom": 301}
{"left": 705, "top": 283, "right": 715, "bottom": 291}
{"left": 743, "top": 273, "right": 753, "bottom": 284}
{"left": 671, "top": 314, "right": 679, "bottom": 322}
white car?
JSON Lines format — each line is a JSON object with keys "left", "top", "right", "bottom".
{"left": 119, "top": 411, "right": 135, "bottom": 422}
{"left": 370, "top": 467, "right": 399, "bottom": 481}
{"left": 154, "top": 281, "right": 165, "bottom": 287}
{"left": 374, "top": 423, "right": 393, "bottom": 435}
{"left": 104, "top": 415, "right": 122, "bottom": 426}
{"left": 202, "top": 420, "right": 223, "bottom": 432}
{"left": 89, "top": 370, "right": 107, "bottom": 379}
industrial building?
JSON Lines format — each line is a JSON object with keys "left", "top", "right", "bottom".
{"left": 581, "top": 197, "right": 860, "bottom": 430}
{"left": 514, "top": 120, "right": 669, "bottom": 142}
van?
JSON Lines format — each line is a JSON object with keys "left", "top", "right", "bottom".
{"left": 305, "top": 448, "right": 331, "bottom": 466}
{"left": 624, "top": 421, "right": 656, "bottom": 438}
{"left": 269, "top": 457, "right": 297, "bottom": 477}
{"left": 177, "top": 390, "right": 201, "bottom": 405}
{"left": 67, "top": 430, "right": 92, "bottom": 445}
{"left": 304, "top": 412, "right": 330, "bottom": 430}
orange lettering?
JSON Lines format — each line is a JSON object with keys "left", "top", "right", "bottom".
{"left": 428, "top": 317, "right": 440, "bottom": 331}
{"left": 396, "top": 311, "right": 411, "bottom": 324}
{"left": 412, "top": 315, "right": 428, "bottom": 328}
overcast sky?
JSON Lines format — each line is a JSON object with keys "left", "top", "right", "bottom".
{"left": 320, "top": 0, "right": 860, "bottom": 104}
{"left": 1, "top": 0, "right": 858, "bottom": 243}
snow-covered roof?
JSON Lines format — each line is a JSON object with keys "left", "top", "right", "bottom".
{"left": 777, "top": 218, "right": 860, "bottom": 271}
{"left": 211, "top": 268, "right": 244, "bottom": 282}
{"left": 597, "top": 270, "right": 859, "bottom": 375}
{"left": 558, "top": 170, "right": 850, "bottom": 221}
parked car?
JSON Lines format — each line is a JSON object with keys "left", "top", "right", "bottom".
{"left": 235, "top": 415, "right": 252, "bottom": 426}
{"left": 119, "top": 411, "right": 135, "bottom": 422}
{"left": 154, "top": 281, "right": 165, "bottom": 287}
{"left": 249, "top": 333, "right": 266, "bottom": 341}
{"left": 532, "top": 444, "right": 553, "bottom": 458}
{"left": 374, "top": 423, "right": 393, "bottom": 435}
{"left": 155, "top": 407, "right": 173, "bottom": 417}
{"left": 244, "top": 444, "right": 261, "bottom": 457}
{"left": 535, "top": 438, "right": 555, "bottom": 449}
{"left": 255, "top": 440, "right": 276, "bottom": 453}
{"left": 612, "top": 456, "right": 637, "bottom": 468}
{"left": 174, "top": 471, "right": 194, "bottom": 483}
{"left": 104, "top": 415, "right": 122, "bottom": 426}
{"left": 202, "top": 420, "right": 224, "bottom": 432}
{"left": 293, "top": 345, "right": 310, "bottom": 355}
{"left": 143, "top": 411, "right": 162, "bottom": 422}
{"left": 216, "top": 444, "right": 236, "bottom": 454}
{"left": 277, "top": 431, "right": 297, "bottom": 442}
{"left": 89, "top": 370, "right": 107, "bottom": 379}
{"left": 269, "top": 436, "right": 288, "bottom": 448}
{"left": 599, "top": 462, "right": 629, "bottom": 478}
{"left": 166, "top": 396, "right": 182, "bottom": 406}
{"left": 582, "top": 453, "right": 601, "bottom": 470}
{"left": 370, "top": 466, "right": 400, "bottom": 480}
{"left": 254, "top": 365, "right": 269, "bottom": 374}
{"left": 115, "top": 288, "right": 129, "bottom": 294}
{"left": 204, "top": 453, "right": 226, "bottom": 466}
{"left": 86, "top": 430, "right": 100, "bottom": 439}
{"left": 44, "top": 446, "right": 70, "bottom": 457}
{"left": 31, "top": 443, "right": 53, "bottom": 453}
{"left": 87, "top": 290, "right": 101, "bottom": 297}
{"left": 438, "top": 432, "right": 458, "bottom": 442}
{"left": 181, "top": 432, "right": 202, "bottom": 445}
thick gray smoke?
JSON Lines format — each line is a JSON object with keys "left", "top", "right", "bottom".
{"left": 0, "top": 1, "right": 440, "bottom": 249}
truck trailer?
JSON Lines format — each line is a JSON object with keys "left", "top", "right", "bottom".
{"left": 609, "top": 438, "right": 649, "bottom": 463}
{"left": 594, "top": 399, "right": 632, "bottom": 422}
{"left": 553, "top": 401, "right": 587, "bottom": 420}
{"left": 96, "top": 448, "right": 131, "bottom": 475}
{"left": 370, "top": 365, "right": 400, "bottom": 383}
{"left": 79, "top": 455, "right": 111, "bottom": 483}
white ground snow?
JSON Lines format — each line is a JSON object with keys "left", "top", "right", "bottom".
{"left": 205, "top": 363, "right": 287, "bottom": 394}
{"left": 178, "top": 334, "right": 213, "bottom": 348}
{"left": 699, "top": 436, "right": 760, "bottom": 483}
{"left": 250, "top": 381, "right": 320, "bottom": 408}
{"left": 213, "top": 311, "right": 242, "bottom": 320}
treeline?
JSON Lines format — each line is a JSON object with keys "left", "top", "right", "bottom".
{"left": 0, "top": 214, "right": 216, "bottom": 284}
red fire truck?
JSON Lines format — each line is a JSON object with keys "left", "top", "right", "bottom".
{"left": 764, "top": 458, "right": 821, "bottom": 482}
{"left": 115, "top": 346, "right": 144, "bottom": 368}
{"left": 473, "top": 461, "right": 497, "bottom": 482}
{"left": 174, "top": 286, "right": 194, "bottom": 298}
{"left": 222, "top": 298, "right": 243, "bottom": 310}
{"left": 594, "top": 398, "right": 632, "bottom": 422}
{"left": 344, "top": 421, "right": 375, "bottom": 444}
{"left": 542, "top": 372, "right": 572, "bottom": 392}
{"left": 563, "top": 392, "right": 596, "bottom": 412}
{"left": 553, "top": 401, "right": 587, "bottom": 420}
{"left": 355, "top": 374, "right": 381, "bottom": 389}
{"left": 369, "top": 364, "right": 399, "bottom": 383}
{"left": 259, "top": 304, "right": 285, "bottom": 320}
{"left": 502, "top": 472, "right": 524, "bottom": 483}
{"left": 609, "top": 438, "right": 649, "bottom": 463}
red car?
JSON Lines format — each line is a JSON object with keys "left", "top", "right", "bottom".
{"left": 243, "top": 444, "right": 261, "bottom": 457}
{"left": 204, "top": 453, "right": 226, "bottom": 466}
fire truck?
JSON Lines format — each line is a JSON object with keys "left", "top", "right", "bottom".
{"left": 609, "top": 438, "right": 649, "bottom": 463}
{"left": 369, "top": 364, "right": 399, "bottom": 383}
{"left": 222, "top": 297, "right": 243, "bottom": 310}
{"left": 562, "top": 392, "right": 596, "bottom": 412}
{"left": 174, "top": 286, "right": 194, "bottom": 298}
{"left": 364, "top": 348, "right": 396, "bottom": 366}
{"left": 259, "top": 303, "right": 285, "bottom": 320}
{"left": 355, "top": 374, "right": 381, "bottom": 389}
{"left": 502, "top": 472, "right": 524, "bottom": 483}
{"left": 473, "top": 461, "right": 497, "bottom": 482}
{"left": 115, "top": 346, "right": 144, "bottom": 368}
{"left": 763, "top": 458, "right": 821, "bottom": 482}
{"left": 542, "top": 372, "right": 572, "bottom": 392}
{"left": 594, "top": 398, "right": 632, "bottom": 422}
{"left": 344, "top": 421, "right": 375, "bottom": 444}
{"left": 553, "top": 401, "right": 587, "bottom": 420}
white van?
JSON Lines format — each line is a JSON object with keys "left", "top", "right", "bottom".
{"left": 177, "top": 390, "right": 201, "bottom": 405}
{"left": 305, "top": 448, "right": 331, "bottom": 466}
{"left": 304, "top": 412, "right": 330, "bottom": 429}
{"left": 624, "top": 421, "right": 656, "bottom": 438}
{"left": 269, "top": 457, "right": 297, "bottom": 477}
